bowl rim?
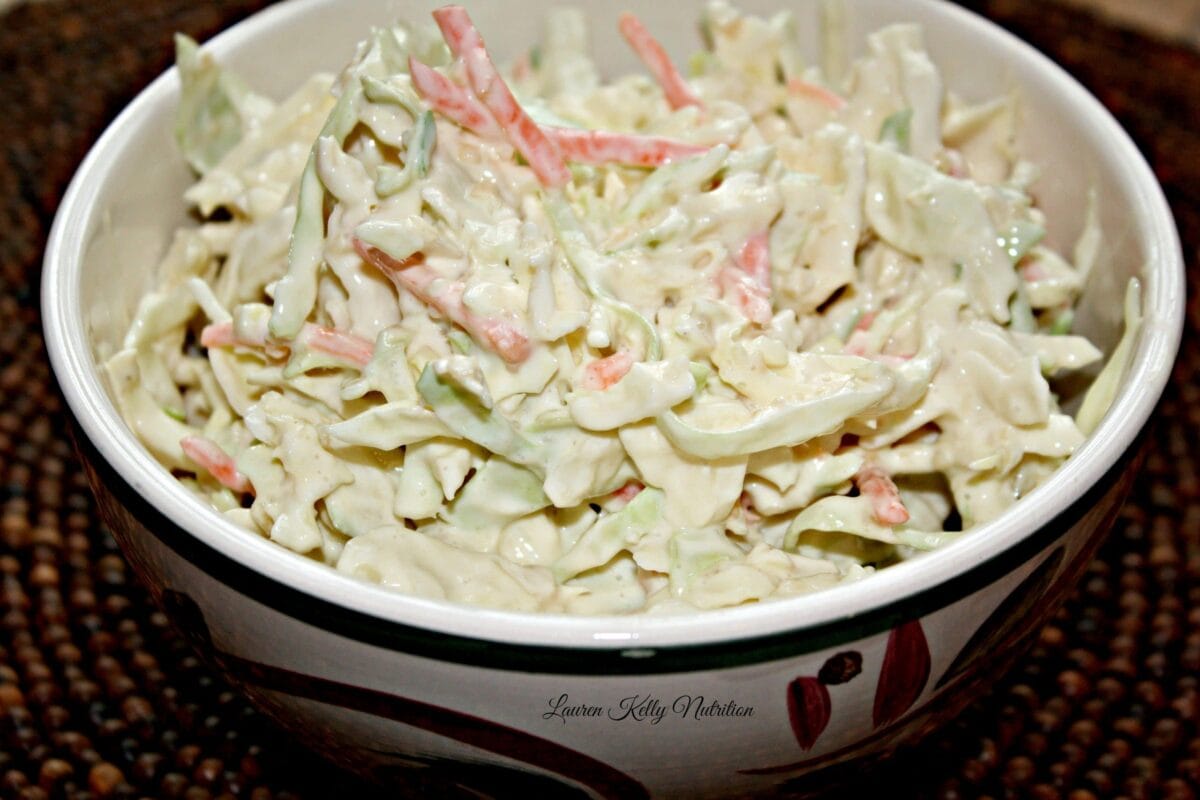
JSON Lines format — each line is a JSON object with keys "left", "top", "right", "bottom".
{"left": 42, "top": 0, "right": 1185, "bottom": 660}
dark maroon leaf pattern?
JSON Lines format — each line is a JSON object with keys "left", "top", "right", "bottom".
{"left": 872, "top": 619, "right": 931, "bottom": 728}
{"left": 787, "top": 676, "right": 832, "bottom": 751}
{"left": 818, "top": 651, "right": 863, "bottom": 685}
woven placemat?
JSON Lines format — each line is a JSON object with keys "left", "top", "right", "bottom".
{"left": 0, "top": 1, "right": 1196, "bottom": 797}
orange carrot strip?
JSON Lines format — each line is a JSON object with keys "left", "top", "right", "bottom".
{"left": 431, "top": 4, "right": 484, "bottom": 55}
{"left": 408, "top": 56, "right": 502, "bottom": 137}
{"left": 181, "top": 435, "right": 253, "bottom": 494}
{"left": 609, "top": 480, "right": 645, "bottom": 507}
{"left": 462, "top": 45, "right": 571, "bottom": 186}
{"left": 410, "top": 36, "right": 704, "bottom": 169}
{"left": 580, "top": 351, "right": 634, "bottom": 390}
{"left": 199, "top": 320, "right": 278, "bottom": 356}
{"left": 787, "top": 78, "right": 847, "bottom": 111}
{"left": 409, "top": 65, "right": 705, "bottom": 167}
{"left": 1019, "top": 261, "right": 1046, "bottom": 282}
{"left": 718, "top": 267, "right": 772, "bottom": 325}
{"left": 855, "top": 464, "right": 910, "bottom": 525}
{"left": 735, "top": 230, "right": 771, "bottom": 292}
{"left": 354, "top": 239, "right": 531, "bottom": 364}
{"left": 299, "top": 326, "right": 374, "bottom": 369}
{"left": 200, "top": 321, "right": 372, "bottom": 369}
{"left": 546, "top": 127, "right": 706, "bottom": 167}
{"left": 432, "top": 6, "right": 570, "bottom": 187}
{"left": 199, "top": 321, "right": 239, "bottom": 349}
{"left": 843, "top": 333, "right": 868, "bottom": 357}
{"left": 617, "top": 12, "right": 703, "bottom": 110}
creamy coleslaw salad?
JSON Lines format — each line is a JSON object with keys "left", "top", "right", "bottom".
{"left": 106, "top": 3, "right": 1137, "bottom": 614}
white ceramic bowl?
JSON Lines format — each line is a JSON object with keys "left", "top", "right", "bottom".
{"left": 42, "top": 1, "right": 1183, "bottom": 796}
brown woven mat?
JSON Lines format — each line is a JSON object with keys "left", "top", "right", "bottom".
{"left": 0, "top": 1, "right": 1197, "bottom": 797}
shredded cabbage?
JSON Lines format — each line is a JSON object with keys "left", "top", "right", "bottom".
{"left": 109, "top": 3, "right": 1138, "bottom": 614}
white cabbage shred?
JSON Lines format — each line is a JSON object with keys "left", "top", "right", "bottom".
{"left": 108, "top": 4, "right": 1137, "bottom": 614}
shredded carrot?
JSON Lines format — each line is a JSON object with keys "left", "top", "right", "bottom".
{"left": 408, "top": 56, "right": 501, "bottom": 137}
{"left": 299, "top": 326, "right": 374, "bottom": 369}
{"left": 617, "top": 12, "right": 703, "bottom": 110}
{"left": 735, "top": 230, "right": 771, "bottom": 292}
{"left": 410, "top": 62, "right": 705, "bottom": 167}
{"left": 430, "top": 5, "right": 484, "bottom": 54}
{"left": 546, "top": 127, "right": 706, "bottom": 167}
{"left": 609, "top": 480, "right": 644, "bottom": 507}
{"left": 581, "top": 351, "right": 634, "bottom": 390}
{"left": 787, "top": 78, "right": 847, "bottom": 111}
{"left": 200, "top": 321, "right": 373, "bottom": 369}
{"left": 718, "top": 267, "right": 772, "bottom": 325}
{"left": 354, "top": 239, "right": 531, "bottom": 364}
{"left": 843, "top": 329, "right": 870, "bottom": 357}
{"left": 855, "top": 464, "right": 910, "bottom": 525}
{"left": 432, "top": 6, "right": 570, "bottom": 187}
{"left": 1020, "top": 260, "right": 1046, "bottom": 282}
{"left": 199, "top": 321, "right": 240, "bottom": 349}
{"left": 845, "top": 341, "right": 912, "bottom": 366}
{"left": 475, "top": 317, "right": 533, "bottom": 365}
{"left": 181, "top": 435, "right": 253, "bottom": 494}
{"left": 410, "top": 29, "right": 707, "bottom": 170}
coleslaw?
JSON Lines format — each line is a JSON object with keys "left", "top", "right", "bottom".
{"left": 106, "top": 3, "right": 1138, "bottom": 614}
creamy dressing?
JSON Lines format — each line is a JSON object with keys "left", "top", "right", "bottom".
{"left": 109, "top": 4, "right": 1135, "bottom": 614}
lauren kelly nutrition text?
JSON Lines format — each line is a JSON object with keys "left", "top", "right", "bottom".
{"left": 544, "top": 694, "right": 756, "bottom": 725}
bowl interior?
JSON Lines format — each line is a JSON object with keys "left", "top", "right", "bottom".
{"left": 44, "top": 0, "right": 1184, "bottom": 648}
